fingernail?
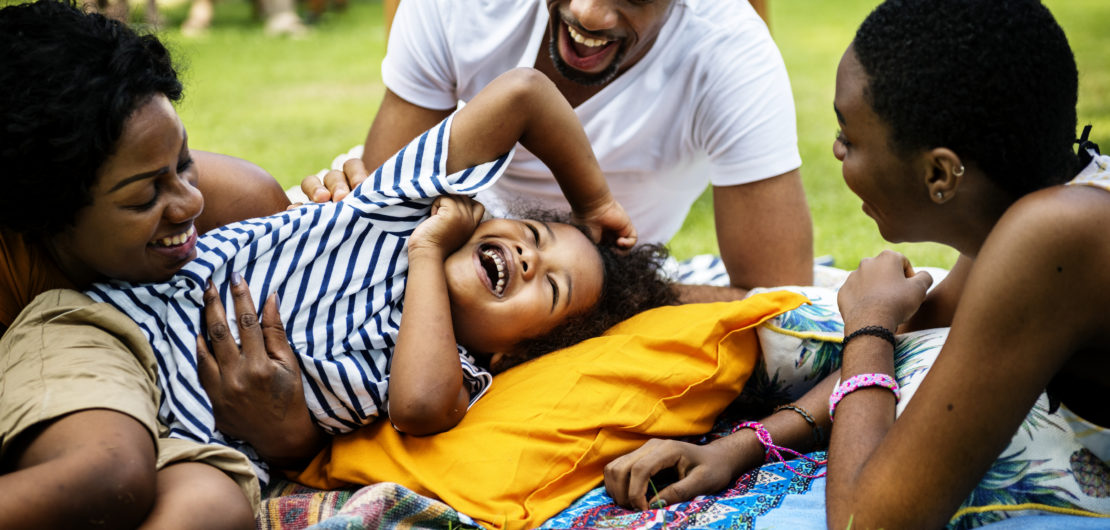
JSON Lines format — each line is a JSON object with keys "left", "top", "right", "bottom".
{"left": 272, "top": 292, "right": 281, "bottom": 306}
{"left": 231, "top": 271, "right": 242, "bottom": 285}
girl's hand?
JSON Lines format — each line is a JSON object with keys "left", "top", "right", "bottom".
{"left": 410, "top": 195, "right": 486, "bottom": 256}
{"left": 604, "top": 439, "right": 738, "bottom": 511}
{"left": 838, "top": 250, "right": 934, "bottom": 332}
{"left": 572, "top": 196, "right": 637, "bottom": 249}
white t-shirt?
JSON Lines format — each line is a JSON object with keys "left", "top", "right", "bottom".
{"left": 383, "top": 0, "right": 801, "bottom": 244}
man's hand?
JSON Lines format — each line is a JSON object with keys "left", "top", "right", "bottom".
{"left": 196, "top": 275, "right": 325, "bottom": 467}
{"left": 572, "top": 196, "right": 637, "bottom": 249}
{"left": 409, "top": 195, "right": 486, "bottom": 256}
{"left": 299, "top": 158, "right": 371, "bottom": 203}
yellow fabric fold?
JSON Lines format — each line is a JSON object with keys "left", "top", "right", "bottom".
{"left": 295, "top": 290, "right": 807, "bottom": 530}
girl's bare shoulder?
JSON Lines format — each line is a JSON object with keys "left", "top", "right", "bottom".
{"left": 975, "top": 183, "right": 1110, "bottom": 336}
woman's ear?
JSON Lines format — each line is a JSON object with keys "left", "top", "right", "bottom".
{"left": 924, "top": 147, "right": 964, "bottom": 204}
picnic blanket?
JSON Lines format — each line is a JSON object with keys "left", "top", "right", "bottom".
{"left": 255, "top": 263, "right": 1110, "bottom": 529}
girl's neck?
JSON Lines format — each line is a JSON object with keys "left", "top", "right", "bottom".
{"left": 935, "top": 174, "right": 1018, "bottom": 258}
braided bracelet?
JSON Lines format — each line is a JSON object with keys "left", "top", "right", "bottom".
{"left": 842, "top": 325, "right": 896, "bottom": 349}
{"left": 773, "top": 403, "right": 825, "bottom": 445}
{"left": 828, "top": 373, "right": 901, "bottom": 422}
{"left": 736, "top": 421, "right": 827, "bottom": 478}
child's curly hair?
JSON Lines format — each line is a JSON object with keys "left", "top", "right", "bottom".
{"left": 491, "top": 209, "right": 679, "bottom": 373}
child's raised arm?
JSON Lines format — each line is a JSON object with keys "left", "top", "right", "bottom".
{"left": 388, "top": 195, "right": 486, "bottom": 435}
{"left": 446, "top": 68, "right": 636, "bottom": 248}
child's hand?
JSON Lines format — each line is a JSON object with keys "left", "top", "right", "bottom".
{"left": 410, "top": 195, "right": 486, "bottom": 257}
{"left": 573, "top": 197, "right": 637, "bottom": 249}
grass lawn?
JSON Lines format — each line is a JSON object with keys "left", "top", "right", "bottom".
{"left": 156, "top": 0, "right": 1110, "bottom": 269}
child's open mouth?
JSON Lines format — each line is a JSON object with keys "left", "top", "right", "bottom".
{"left": 478, "top": 244, "right": 509, "bottom": 297}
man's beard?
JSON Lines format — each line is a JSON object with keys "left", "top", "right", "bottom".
{"left": 548, "top": 34, "right": 624, "bottom": 87}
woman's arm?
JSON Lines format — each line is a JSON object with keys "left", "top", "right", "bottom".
{"left": 604, "top": 374, "right": 837, "bottom": 510}
{"left": 899, "top": 253, "right": 973, "bottom": 332}
{"left": 388, "top": 195, "right": 485, "bottom": 435}
{"left": 826, "top": 190, "right": 1110, "bottom": 528}
{"left": 447, "top": 68, "right": 636, "bottom": 248}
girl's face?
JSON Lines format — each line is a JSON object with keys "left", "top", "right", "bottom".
{"left": 832, "top": 46, "right": 931, "bottom": 244}
{"left": 444, "top": 218, "right": 604, "bottom": 356}
{"left": 49, "top": 94, "right": 204, "bottom": 285}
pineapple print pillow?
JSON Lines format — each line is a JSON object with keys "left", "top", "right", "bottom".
{"left": 746, "top": 286, "right": 1110, "bottom": 529}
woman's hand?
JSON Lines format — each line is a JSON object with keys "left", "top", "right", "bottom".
{"left": 603, "top": 439, "right": 742, "bottom": 511}
{"left": 409, "top": 195, "right": 486, "bottom": 257}
{"left": 572, "top": 196, "right": 637, "bottom": 250}
{"left": 838, "top": 250, "right": 934, "bottom": 332}
{"left": 196, "top": 276, "right": 325, "bottom": 467}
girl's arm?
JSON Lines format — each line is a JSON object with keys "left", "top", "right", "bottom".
{"left": 604, "top": 374, "right": 837, "bottom": 510}
{"left": 447, "top": 68, "right": 636, "bottom": 248}
{"left": 899, "top": 253, "right": 973, "bottom": 333}
{"left": 826, "top": 189, "right": 1109, "bottom": 528}
{"left": 388, "top": 195, "right": 486, "bottom": 436}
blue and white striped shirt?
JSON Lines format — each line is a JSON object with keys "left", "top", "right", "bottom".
{"left": 86, "top": 115, "right": 510, "bottom": 480}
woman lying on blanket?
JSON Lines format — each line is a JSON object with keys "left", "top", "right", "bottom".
{"left": 85, "top": 66, "right": 677, "bottom": 478}
{"left": 0, "top": 1, "right": 290, "bottom": 527}
{"left": 605, "top": 0, "right": 1110, "bottom": 527}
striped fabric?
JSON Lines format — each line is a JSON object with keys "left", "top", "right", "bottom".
{"left": 86, "top": 115, "right": 510, "bottom": 482}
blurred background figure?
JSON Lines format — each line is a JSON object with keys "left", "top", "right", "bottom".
{"left": 83, "top": 0, "right": 309, "bottom": 36}
{"left": 182, "top": 0, "right": 307, "bottom": 36}
{"left": 82, "top": 0, "right": 161, "bottom": 26}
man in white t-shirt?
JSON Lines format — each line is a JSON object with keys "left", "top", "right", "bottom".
{"left": 301, "top": 0, "right": 813, "bottom": 300}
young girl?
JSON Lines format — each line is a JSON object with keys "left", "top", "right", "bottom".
{"left": 85, "top": 66, "right": 677, "bottom": 482}
{"left": 604, "top": 1, "right": 1109, "bottom": 527}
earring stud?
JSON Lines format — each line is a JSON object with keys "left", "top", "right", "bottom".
{"left": 936, "top": 191, "right": 943, "bottom": 200}
{"left": 953, "top": 165, "right": 965, "bottom": 177}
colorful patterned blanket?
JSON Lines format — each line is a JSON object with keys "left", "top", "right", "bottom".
{"left": 255, "top": 263, "right": 1110, "bottom": 529}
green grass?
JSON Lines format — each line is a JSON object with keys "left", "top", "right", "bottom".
{"left": 157, "top": 0, "right": 1110, "bottom": 269}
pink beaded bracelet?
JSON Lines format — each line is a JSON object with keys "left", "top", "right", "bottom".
{"left": 827, "top": 373, "right": 901, "bottom": 422}
{"left": 736, "top": 421, "right": 827, "bottom": 478}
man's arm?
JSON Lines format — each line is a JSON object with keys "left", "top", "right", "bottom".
{"left": 193, "top": 150, "right": 290, "bottom": 232}
{"left": 678, "top": 169, "right": 813, "bottom": 302}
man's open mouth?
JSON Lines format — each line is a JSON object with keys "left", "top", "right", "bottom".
{"left": 478, "top": 244, "right": 509, "bottom": 297}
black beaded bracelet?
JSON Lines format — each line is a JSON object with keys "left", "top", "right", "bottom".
{"left": 773, "top": 403, "right": 825, "bottom": 445}
{"left": 842, "top": 325, "right": 896, "bottom": 349}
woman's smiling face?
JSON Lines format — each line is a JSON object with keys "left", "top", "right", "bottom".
{"left": 49, "top": 94, "right": 204, "bottom": 285}
{"left": 832, "top": 45, "right": 931, "bottom": 244}
{"left": 444, "top": 218, "right": 604, "bottom": 356}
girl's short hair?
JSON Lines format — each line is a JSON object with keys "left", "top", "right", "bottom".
{"left": 0, "top": 0, "right": 183, "bottom": 236}
{"left": 853, "top": 0, "right": 1078, "bottom": 197}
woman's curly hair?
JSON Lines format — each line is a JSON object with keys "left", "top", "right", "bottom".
{"left": 491, "top": 208, "right": 679, "bottom": 373}
{"left": 0, "top": 0, "right": 182, "bottom": 236}
{"left": 852, "top": 0, "right": 1078, "bottom": 198}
